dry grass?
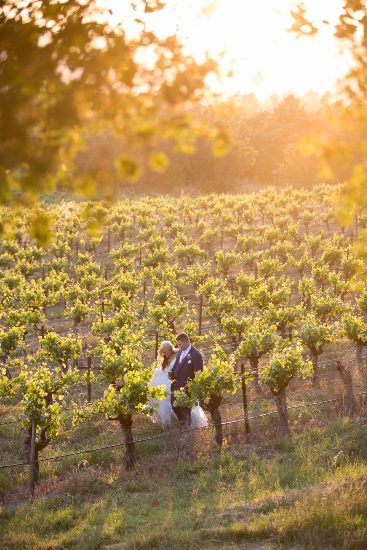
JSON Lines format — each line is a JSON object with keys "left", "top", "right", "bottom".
{"left": 1, "top": 415, "right": 366, "bottom": 549}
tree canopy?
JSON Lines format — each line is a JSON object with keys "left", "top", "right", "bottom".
{"left": 291, "top": 1, "right": 367, "bottom": 250}
{"left": 0, "top": 0, "right": 218, "bottom": 207}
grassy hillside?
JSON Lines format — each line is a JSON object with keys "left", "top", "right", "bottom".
{"left": 1, "top": 187, "right": 367, "bottom": 548}
{"left": 1, "top": 414, "right": 367, "bottom": 549}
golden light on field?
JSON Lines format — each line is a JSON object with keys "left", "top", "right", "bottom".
{"left": 99, "top": 0, "right": 351, "bottom": 99}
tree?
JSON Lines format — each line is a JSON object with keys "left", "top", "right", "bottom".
{"left": 343, "top": 313, "right": 367, "bottom": 375}
{"left": 298, "top": 315, "right": 337, "bottom": 386}
{"left": 39, "top": 332, "right": 82, "bottom": 372}
{"left": 85, "top": 368, "right": 165, "bottom": 470}
{"left": 78, "top": 328, "right": 166, "bottom": 470}
{"left": 263, "top": 304, "right": 303, "bottom": 339}
{"left": 260, "top": 342, "right": 313, "bottom": 436}
{"left": 0, "top": 0, "right": 218, "bottom": 238}
{"left": 290, "top": 2, "right": 367, "bottom": 254}
{"left": 148, "top": 284, "right": 187, "bottom": 334}
{"left": 0, "top": 325, "right": 26, "bottom": 378}
{"left": 248, "top": 278, "right": 291, "bottom": 310}
{"left": 174, "top": 346, "right": 239, "bottom": 446}
{"left": 0, "top": 362, "right": 80, "bottom": 490}
{"left": 206, "top": 291, "right": 237, "bottom": 326}
{"left": 233, "top": 321, "right": 278, "bottom": 393}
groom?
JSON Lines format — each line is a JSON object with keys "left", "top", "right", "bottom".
{"left": 170, "top": 332, "right": 203, "bottom": 427}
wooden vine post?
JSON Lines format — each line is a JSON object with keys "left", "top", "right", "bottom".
{"left": 355, "top": 212, "right": 359, "bottom": 237}
{"left": 198, "top": 294, "right": 203, "bottom": 336}
{"left": 87, "top": 356, "right": 92, "bottom": 403}
{"left": 155, "top": 331, "right": 159, "bottom": 359}
{"left": 142, "top": 280, "right": 147, "bottom": 316}
{"left": 29, "top": 419, "right": 36, "bottom": 498}
{"left": 107, "top": 227, "right": 111, "bottom": 253}
{"left": 240, "top": 363, "right": 250, "bottom": 438}
{"left": 336, "top": 361, "right": 359, "bottom": 418}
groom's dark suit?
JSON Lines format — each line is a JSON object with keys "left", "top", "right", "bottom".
{"left": 171, "top": 345, "right": 203, "bottom": 426}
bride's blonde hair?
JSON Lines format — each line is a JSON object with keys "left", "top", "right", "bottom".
{"left": 159, "top": 340, "right": 178, "bottom": 370}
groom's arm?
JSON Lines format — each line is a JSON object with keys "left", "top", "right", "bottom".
{"left": 193, "top": 348, "right": 203, "bottom": 373}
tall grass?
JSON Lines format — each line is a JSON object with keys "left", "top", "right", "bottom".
{"left": 1, "top": 418, "right": 366, "bottom": 549}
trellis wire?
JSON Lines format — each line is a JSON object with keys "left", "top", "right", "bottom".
{"left": 0, "top": 370, "right": 364, "bottom": 428}
{"left": 1, "top": 391, "right": 365, "bottom": 471}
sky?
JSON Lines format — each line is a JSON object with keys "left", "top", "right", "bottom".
{"left": 98, "top": 0, "right": 351, "bottom": 100}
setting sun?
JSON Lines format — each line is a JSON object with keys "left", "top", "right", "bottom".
{"left": 99, "top": 0, "right": 351, "bottom": 99}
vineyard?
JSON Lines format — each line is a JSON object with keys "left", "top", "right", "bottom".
{"left": 1, "top": 185, "right": 367, "bottom": 549}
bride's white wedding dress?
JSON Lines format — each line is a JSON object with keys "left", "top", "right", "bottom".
{"left": 150, "top": 355, "right": 208, "bottom": 428}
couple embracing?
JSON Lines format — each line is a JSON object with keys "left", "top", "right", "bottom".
{"left": 150, "top": 332, "right": 208, "bottom": 429}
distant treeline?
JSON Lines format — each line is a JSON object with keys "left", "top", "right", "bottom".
{"left": 76, "top": 92, "right": 349, "bottom": 193}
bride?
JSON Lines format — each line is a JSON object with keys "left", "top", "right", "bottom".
{"left": 150, "top": 340, "right": 208, "bottom": 429}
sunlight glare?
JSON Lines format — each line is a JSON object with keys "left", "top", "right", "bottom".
{"left": 98, "top": 0, "right": 351, "bottom": 99}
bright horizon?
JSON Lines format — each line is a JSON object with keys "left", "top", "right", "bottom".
{"left": 98, "top": 0, "right": 351, "bottom": 101}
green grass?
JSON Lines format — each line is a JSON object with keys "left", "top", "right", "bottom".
{"left": 1, "top": 417, "right": 366, "bottom": 549}
{"left": 208, "top": 467, "right": 367, "bottom": 550}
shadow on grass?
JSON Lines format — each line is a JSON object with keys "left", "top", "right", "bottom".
{"left": 1, "top": 418, "right": 367, "bottom": 549}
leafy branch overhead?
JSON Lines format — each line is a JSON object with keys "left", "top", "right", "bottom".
{"left": 291, "top": 1, "right": 367, "bottom": 255}
{"left": 0, "top": 0, "right": 219, "bottom": 208}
